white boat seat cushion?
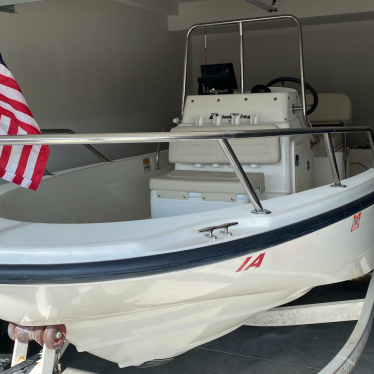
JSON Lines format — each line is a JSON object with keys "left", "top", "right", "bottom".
{"left": 150, "top": 170, "right": 265, "bottom": 202}
{"left": 169, "top": 125, "right": 280, "bottom": 164}
{"left": 307, "top": 93, "right": 352, "bottom": 125}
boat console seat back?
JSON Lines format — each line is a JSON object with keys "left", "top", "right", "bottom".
{"left": 307, "top": 93, "right": 352, "bottom": 126}
{"left": 150, "top": 123, "right": 276, "bottom": 218}
{"left": 150, "top": 122, "right": 276, "bottom": 217}
{"left": 169, "top": 125, "right": 281, "bottom": 164}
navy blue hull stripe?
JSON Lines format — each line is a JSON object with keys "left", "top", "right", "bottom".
{"left": 0, "top": 190, "right": 373, "bottom": 285}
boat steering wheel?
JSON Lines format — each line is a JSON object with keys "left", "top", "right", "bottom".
{"left": 266, "top": 77, "right": 319, "bottom": 116}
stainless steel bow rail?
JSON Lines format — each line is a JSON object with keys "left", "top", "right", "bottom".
{"left": 182, "top": 14, "right": 312, "bottom": 127}
{"left": 1, "top": 128, "right": 374, "bottom": 374}
{"left": 41, "top": 128, "right": 111, "bottom": 176}
{"left": 0, "top": 126, "right": 372, "bottom": 215}
{"left": 41, "top": 129, "right": 111, "bottom": 163}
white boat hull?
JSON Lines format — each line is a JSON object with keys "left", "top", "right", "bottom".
{"left": 0, "top": 157, "right": 373, "bottom": 367}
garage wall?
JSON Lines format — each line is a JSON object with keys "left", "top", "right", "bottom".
{"left": 188, "top": 20, "right": 374, "bottom": 145}
{"left": 0, "top": 0, "right": 186, "bottom": 172}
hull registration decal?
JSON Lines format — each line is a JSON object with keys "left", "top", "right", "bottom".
{"left": 236, "top": 253, "right": 265, "bottom": 272}
{"left": 351, "top": 212, "right": 362, "bottom": 234}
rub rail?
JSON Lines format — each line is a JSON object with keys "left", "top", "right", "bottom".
{"left": 0, "top": 126, "right": 372, "bottom": 215}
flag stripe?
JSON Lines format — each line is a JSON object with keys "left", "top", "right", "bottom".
{"left": 5, "top": 127, "right": 27, "bottom": 174}
{"left": 0, "top": 114, "right": 13, "bottom": 175}
{"left": 23, "top": 145, "right": 42, "bottom": 180}
{"left": 0, "top": 60, "right": 49, "bottom": 191}
{"left": 0, "top": 106, "right": 42, "bottom": 134}
{"left": 0, "top": 84, "right": 27, "bottom": 105}
{"left": 0, "top": 100, "right": 39, "bottom": 130}
{"left": 30, "top": 146, "right": 48, "bottom": 187}
{"left": 0, "top": 114, "right": 11, "bottom": 134}
{"left": 0, "top": 64, "right": 15, "bottom": 79}
{"left": 6, "top": 146, "right": 24, "bottom": 175}
{"left": 0, "top": 74, "right": 22, "bottom": 93}
{"left": 0, "top": 116, "right": 19, "bottom": 173}
{"left": 14, "top": 145, "right": 32, "bottom": 179}
{"left": 0, "top": 93, "right": 33, "bottom": 117}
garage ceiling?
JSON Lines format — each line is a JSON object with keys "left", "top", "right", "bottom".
{"left": 113, "top": 0, "right": 206, "bottom": 15}
{"left": 0, "top": 0, "right": 207, "bottom": 15}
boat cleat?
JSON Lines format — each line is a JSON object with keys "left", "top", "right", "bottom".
{"left": 198, "top": 222, "right": 238, "bottom": 240}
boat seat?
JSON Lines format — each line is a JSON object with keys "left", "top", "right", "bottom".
{"left": 307, "top": 93, "right": 352, "bottom": 125}
{"left": 150, "top": 170, "right": 265, "bottom": 202}
{"left": 169, "top": 124, "right": 280, "bottom": 164}
{"left": 150, "top": 122, "right": 276, "bottom": 217}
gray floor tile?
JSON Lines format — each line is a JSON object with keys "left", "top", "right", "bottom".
{"left": 62, "top": 345, "right": 319, "bottom": 374}
{"left": 61, "top": 323, "right": 374, "bottom": 374}
{"left": 201, "top": 279, "right": 373, "bottom": 371}
{"left": 202, "top": 321, "right": 356, "bottom": 369}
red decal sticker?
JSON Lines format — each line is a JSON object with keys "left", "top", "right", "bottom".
{"left": 244, "top": 253, "right": 265, "bottom": 270}
{"left": 351, "top": 213, "right": 361, "bottom": 233}
{"left": 236, "top": 257, "right": 252, "bottom": 272}
{"left": 236, "top": 253, "right": 265, "bottom": 272}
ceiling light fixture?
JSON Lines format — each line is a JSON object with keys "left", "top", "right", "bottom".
{"left": 244, "top": 0, "right": 277, "bottom": 13}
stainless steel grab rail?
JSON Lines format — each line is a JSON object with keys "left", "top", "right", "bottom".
{"left": 1, "top": 126, "right": 373, "bottom": 214}
{"left": 323, "top": 133, "right": 346, "bottom": 188}
{"left": 8, "top": 126, "right": 371, "bottom": 145}
{"left": 41, "top": 129, "right": 111, "bottom": 163}
{"left": 182, "top": 14, "right": 312, "bottom": 128}
{"left": 218, "top": 139, "right": 267, "bottom": 214}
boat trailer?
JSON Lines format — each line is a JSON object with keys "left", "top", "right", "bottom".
{"left": 3, "top": 324, "right": 68, "bottom": 374}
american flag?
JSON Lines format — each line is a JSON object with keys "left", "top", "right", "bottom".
{"left": 0, "top": 53, "right": 49, "bottom": 191}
